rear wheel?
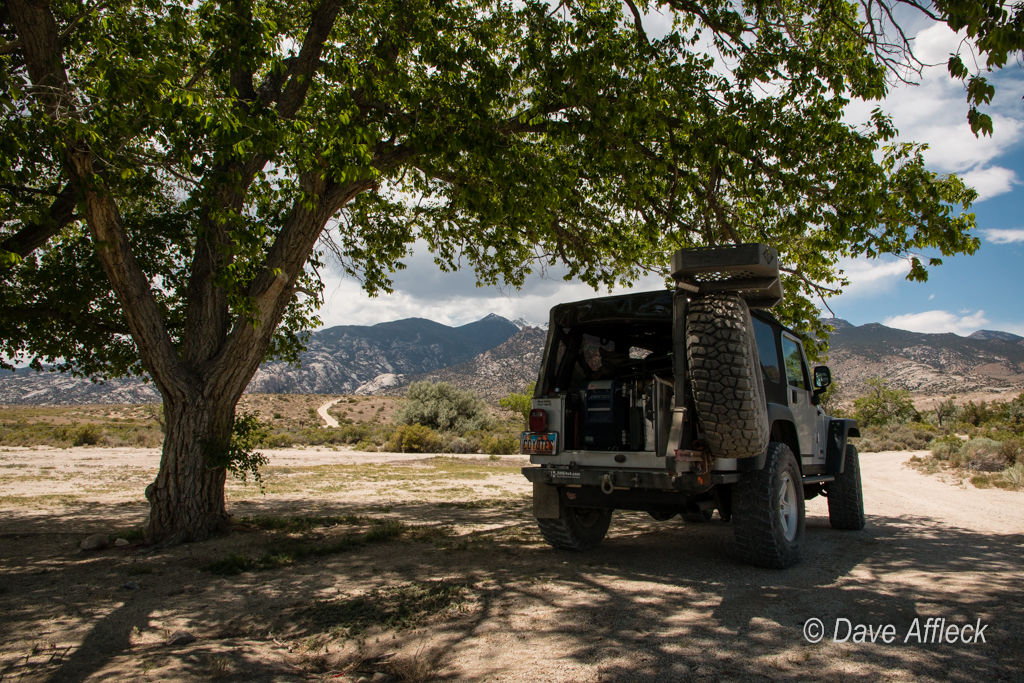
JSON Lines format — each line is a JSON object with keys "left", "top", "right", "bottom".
{"left": 537, "top": 507, "right": 613, "bottom": 550}
{"left": 826, "top": 445, "right": 866, "bottom": 530}
{"left": 732, "top": 442, "right": 805, "bottom": 568}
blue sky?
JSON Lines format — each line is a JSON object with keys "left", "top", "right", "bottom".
{"left": 316, "top": 16, "right": 1024, "bottom": 336}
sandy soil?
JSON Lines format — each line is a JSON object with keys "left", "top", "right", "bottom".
{"left": 1, "top": 447, "right": 1021, "bottom": 683}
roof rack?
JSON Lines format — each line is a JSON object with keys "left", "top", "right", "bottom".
{"left": 670, "top": 243, "right": 782, "bottom": 309}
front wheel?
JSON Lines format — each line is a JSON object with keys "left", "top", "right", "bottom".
{"left": 732, "top": 442, "right": 805, "bottom": 568}
{"left": 537, "top": 507, "right": 613, "bottom": 550}
{"left": 826, "top": 445, "right": 866, "bottom": 530}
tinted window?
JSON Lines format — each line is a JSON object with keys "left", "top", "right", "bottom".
{"left": 752, "top": 318, "right": 781, "bottom": 384}
{"left": 781, "top": 336, "right": 808, "bottom": 390}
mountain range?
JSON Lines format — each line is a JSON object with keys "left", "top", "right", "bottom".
{"left": 1, "top": 313, "right": 1022, "bottom": 405}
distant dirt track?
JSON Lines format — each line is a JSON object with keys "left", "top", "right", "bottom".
{"left": 0, "top": 448, "right": 1021, "bottom": 682}
{"left": 316, "top": 398, "right": 343, "bottom": 428}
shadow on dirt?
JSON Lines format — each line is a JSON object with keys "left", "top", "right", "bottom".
{"left": 1, "top": 498, "right": 1021, "bottom": 682}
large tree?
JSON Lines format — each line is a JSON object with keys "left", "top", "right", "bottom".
{"left": 0, "top": 0, "right": 1007, "bottom": 542}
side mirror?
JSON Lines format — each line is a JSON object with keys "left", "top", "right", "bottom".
{"left": 813, "top": 366, "right": 832, "bottom": 392}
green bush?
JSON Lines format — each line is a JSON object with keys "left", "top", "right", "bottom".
{"left": 482, "top": 433, "right": 519, "bottom": 455}
{"left": 930, "top": 438, "right": 962, "bottom": 461}
{"left": 498, "top": 382, "right": 535, "bottom": 428}
{"left": 393, "top": 381, "right": 491, "bottom": 434}
{"left": 268, "top": 432, "right": 297, "bottom": 448}
{"left": 853, "top": 378, "right": 918, "bottom": 428}
{"left": 386, "top": 424, "right": 443, "bottom": 453}
{"left": 855, "top": 424, "right": 938, "bottom": 452}
{"left": 72, "top": 424, "right": 102, "bottom": 446}
{"left": 1003, "top": 463, "right": 1024, "bottom": 488}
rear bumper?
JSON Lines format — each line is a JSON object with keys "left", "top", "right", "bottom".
{"left": 521, "top": 465, "right": 741, "bottom": 493}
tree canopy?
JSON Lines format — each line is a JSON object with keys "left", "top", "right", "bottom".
{"left": 1, "top": 0, "right": 993, "bottom": 372}
{"left": 1, "top": 0, "right": 1014, "bottom": 541}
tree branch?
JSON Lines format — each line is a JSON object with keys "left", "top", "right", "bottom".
{"left": 0, "top": 181, "right": 78, "bottom": 261}
{"left": 276, "top": 0, "right": 344, "bottom": 119}
{"left": 623, "top": 0, "right": 650, "bottom": 46}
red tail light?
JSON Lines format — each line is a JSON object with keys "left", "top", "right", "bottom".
{"left": 529, "top": 409, "right": 547, "bottom": 433}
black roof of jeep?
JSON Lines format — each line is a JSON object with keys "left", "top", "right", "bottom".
{"left": 548, "top": 289, "right": 787, "bottom": 334}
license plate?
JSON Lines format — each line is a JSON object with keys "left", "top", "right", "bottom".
{"left": 521, "top": 432, "right": 557, "bottom": 455}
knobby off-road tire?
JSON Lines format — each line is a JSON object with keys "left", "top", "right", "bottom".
{"left": 733, "top": 442, "right": 805, "bottom": 568}
{"left": 826, "top": 444, "right": 866, "bottom": 530}
{"left": 686, "top": 293, "right": 769, "bottom": 460}
{"left": 537, "top": 507, "right": 613, "bottom": 550}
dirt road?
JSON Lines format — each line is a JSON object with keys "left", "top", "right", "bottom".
{"left": 0, "top": 448, "right": 1021, "bottom": 682}
{"left": 316, "top": 399, "right": 343, "bottom": 428}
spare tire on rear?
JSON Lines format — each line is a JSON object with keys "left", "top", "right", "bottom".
{"left": 686, "top": 293, "right": 769, "bottom": 459}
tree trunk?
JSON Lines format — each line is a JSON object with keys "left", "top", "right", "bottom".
{"left": 145, "top": 391, "right": 234, "bottom": 544}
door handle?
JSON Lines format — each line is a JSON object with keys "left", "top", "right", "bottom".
{"left": 791, "top": 389, "right": 798, "bottom": 403}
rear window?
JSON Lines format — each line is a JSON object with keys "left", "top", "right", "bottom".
{"left": 752, "top": 318, "right": 781, "bottom": 384}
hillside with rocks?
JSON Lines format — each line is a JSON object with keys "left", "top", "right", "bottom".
{"left": 381, "top": 326, "right": 548, "bottom": 404}
{"left": 0, "top": 314, "right": 520, "bottom": 405}
{"left": 822, "top": 319, "right": 1024, "bottom": 404}
{"left": 3, "top": 312, "right": 1023, "bottom": 407}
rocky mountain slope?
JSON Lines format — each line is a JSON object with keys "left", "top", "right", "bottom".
{"left": 3, "top": 313, "right": 1023, "bottom": 406}
{"left": 246, "top": 313, "right": 519, "bottom": 394}
{"left": 383, "top": 326, "right": 548, "bottom": 404}
{"left": 822, "top": 319, "right": 1024, "bottom": 401}
{"left": 0, "top": 314, "right": 519, "bottom": 404}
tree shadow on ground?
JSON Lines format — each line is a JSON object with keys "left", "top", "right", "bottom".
{"left": 1, "top": 498, "right": 1021, "bottom": 683}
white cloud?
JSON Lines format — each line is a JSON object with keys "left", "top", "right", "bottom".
{"left": 959, "top": 166, "right": 1018, "bottom": 201}
{"left": 883, "top": 309, "right": 989, "bottom": 335}
{"left": 982, "top": 228, "right": 1024, "bottom": 244}
{"left": 317, "top": 268, "right": 667, "bottom": 329}
{"left": 916, "top": 115, "right": 1024, "bottom": 174}
{"left": 833, "top": 256, "right": 911, "bottom": 299}
{"left": 911, "top": 23, "right": 969, "bottom": 66}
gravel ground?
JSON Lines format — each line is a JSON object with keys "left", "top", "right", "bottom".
{"left": 0, "top": 447, "right": 1021, "bottom": 682}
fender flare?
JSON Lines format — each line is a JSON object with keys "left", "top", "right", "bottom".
{"left": 825, "top": 418, "right": 860, "bottom": 474}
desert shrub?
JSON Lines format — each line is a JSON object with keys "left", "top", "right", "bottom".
{"left": 961, "top": 437, "right": 1006, "bottom": 471}
{"left": 971, "top": 474, "right": 993, "bottom": 488}
{"left": 853, "top": 378, "right": 918, "bottom": 428}
{"left": 1000, "top": 438, "right": 1021, "bottom": 466}
{"left": 72, "top": 424, "right": 102, "bottom": 446}
{"left": 482, "top": 433, "right": 519, "bottom": 455}
{"left": 386, "top": 424, "right": 443, "bottom": 453}
{"left": 855, "top": 424, "right": 937, "bottom": 452}
{"left": 393, "top": 382, "right": 491, "bottom": 434}
{"left": 1003, "top": 463, "right": 1024, "bottom": 488}
{"left": 443, "top": 436, "right": 476, "bottom": 454}
{"left": 354, "top": 440, "right": 378, "bottom": 452}
{"left": 262, "top": 431, "right": 295, "bottom": 448}
{"left": 930, "top": 439, "right": 962, "bottom": 461}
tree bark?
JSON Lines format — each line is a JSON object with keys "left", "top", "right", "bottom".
{"left": 146, "top": 390, "right": 233, "bottom": 544}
